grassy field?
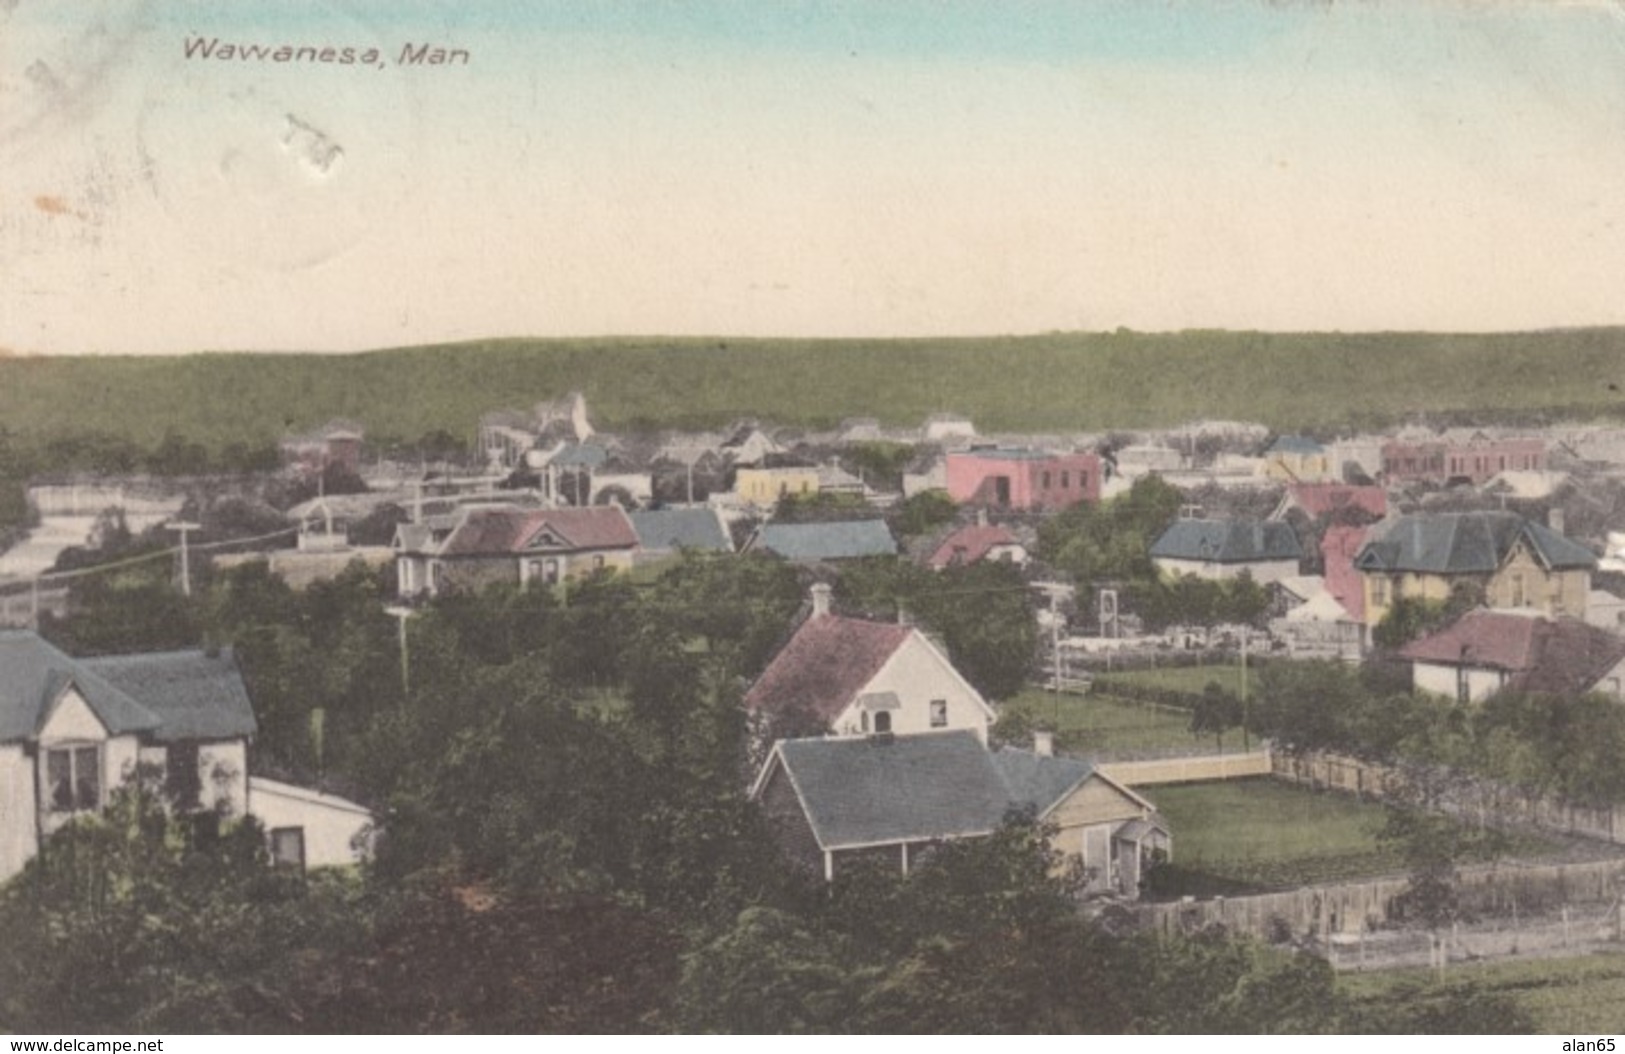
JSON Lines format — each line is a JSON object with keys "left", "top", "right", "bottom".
{"left": 1094, "top": 664, "right": 1247, "bottom": 698}
{"left": 1342, "top": 952, "right": 1625, "bottom": 1034}
{"left": 1002, "top": 688, "right": 1206, "bottom": 755}
{"left": 1149, "top": 779, "right": 1561, "bottom": 896}
{"left": 5, "top": 328, "right": 1625, "bottom": 450}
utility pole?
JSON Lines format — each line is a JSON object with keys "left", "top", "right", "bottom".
{"left": 1240, "top": 628, "right": 1250, "bottom": 751}
{"left": 166, "top": 520, "right": 202, "bottom": 596}
{"left": 385, "top": 605, "right": 416, "bottom": 698}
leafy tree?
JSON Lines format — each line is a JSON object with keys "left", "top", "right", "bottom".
{"left": 1190, "top": 681, "right": 1244, "bottom": 749}
{"left": 890, "top": 488, "right": 956, "bottom": 538}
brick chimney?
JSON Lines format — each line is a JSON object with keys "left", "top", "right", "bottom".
{"left": 810, "top": 582, "right": 832, "bottom": 619}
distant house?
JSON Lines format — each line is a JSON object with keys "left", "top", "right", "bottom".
{"left": 745, "top": 584, "right": 995, "bottom": 741}
{"left": 280, "top": 419, "right": 364, "bottom": 478}
{"left": 1381, "top": 432, "right": 1546, "bottom": 486}
{"left": 1272, "top": 483, "right": 1387, "bottom": 524}
{"left": 1353, "top": 512, "right": 1595, "bottom": 629}
{"left": 720, "top": 422, "right": 786, "bottom": 467}
{"left": 747, "top": 520, "right": 897, "bottom": 562}
{"left": 923, "top": 414, "right": 977, "bottom": 443}
{"left": 945, "top": 448, "right": 1101, "bottom": 510}
{"left": 1261, "top": 436, "right": 1334, "bottom": 483}
{"left": 1399, "top": 609, "right": 1625, "bottom": 704}
{"left": 927, "top": 520, "right": 1028, "bottom": 570}
{"left": 1149, "top": 518, "right": 1303, "bottom": 585}
{"left": 627, "top": 507, "right": 733, "bottom": 559}
{"left": 393, "top": 504, "right": 639, "bottom": 599}
{"left": 732, "top": 457, "right": 821, "bottom": 509}
{"left": 751, "top": 729, "right": 1169, "bottom": 894}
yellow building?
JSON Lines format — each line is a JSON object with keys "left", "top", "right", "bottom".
{"left": 1355, "top": 512, "right": 1594, "bottom": 628}
{"left": 733, "top": 464, "right": 820, "bottom": 508}
{"left": 1262, "top": 436, "right": 1335, "bottom": 483}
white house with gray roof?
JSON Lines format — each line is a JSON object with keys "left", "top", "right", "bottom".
{"left": 0, "top": 631, "right": 370, "bottom": 881}
{"left": 1149, "top": 518, "right": 1304, "bottom": 585}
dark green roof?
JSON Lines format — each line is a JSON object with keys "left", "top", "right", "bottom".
{"left": 771, "top": 731, "right": 1097, "bottom": 850}
{"left": 627, "top": 508, "right": 732, "bottom": 552}
{"left": 83, "top": 649, "right": 257, "bottom": 742}
{"left": 1355, "top": 512, "right": 1595, "bottom": 575}
{"left": 0, "top": 631, "right": 254, "bottom": 744}
{"left": 755, "top": 520, "right": 897, "bottom": 561}
{"left": 1150, "top": 519, "right": 1303, "bottom": 564}
{"left": 0, "top": 631, "right": 161, "bottom": 742}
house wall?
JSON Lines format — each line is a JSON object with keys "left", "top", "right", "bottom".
{"left": 945, "top": 453, "right": 1100, "bottom": 510}
{"left": 0, "top": 743, "right": 36, "bottom": 883}
{"left": 1362, "top": 570, "right": 1460, "bottom": 627}
{"left": 830, "top": 635, "right": 991, "bottom": 740}
{"left": 434, "top": 556, "right": 521, "bottom": 595}
{"left": 735, "top": 467, "right": 818, "bottom": 507}
{"left": 1485, "top": 548, "right": 1588, "bottom": 619}
{"left": 756, "top": 764, "right": 825, "bottom": 876}
{"left": 1154, "top": 557, "right": 1300, "bottom": 585}
{"left": 248, "top": 776, "right": 373, "bottom": 868}
{"left": 1264, "top": 451, "right": 1333, "bottom": 483}
{"left": 1413, "top": 661, "right": 1507, "bottom": 703}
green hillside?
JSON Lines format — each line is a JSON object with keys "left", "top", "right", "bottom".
{"left": 3, "top": 329, "right": 1625, "bottom": 449}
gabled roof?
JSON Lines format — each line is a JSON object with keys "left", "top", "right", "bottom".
{"left": 1355, "top": 513, "right": 1595, "bottom": 575}
{"left": 1400, "top": 610, "right": 1625, "bottom": 695}
{"left": 627, "top": 508, "right": 733, "bottom": 553}
{"left": 0, "top": 632, "right": 254, "bottom": 745}
{"left": 82, "top": 649, "right": 257, "bottom": 742}
{"left": 1150, "top": 519, "right": 1303, "bottom": 564}
{"left": 928, "top": 524, "right": 1021, "bottom": 569}
{"left": 436, "top": 506, "right": 639, "bottom": 557}
{"left": 1282, "top": 484, "right": 1387, "bottom": 521}
{"left": 760, "top": 732, "right": 1151, "bottom": 851}
{"left": 744, "top": 614, "right": 914, "bottom": 721}
{"left": 766, "top": 732, "right": 1036, "bottom": 849}
{"left": 754, "top": 520, "right": 897, "bottom": 561}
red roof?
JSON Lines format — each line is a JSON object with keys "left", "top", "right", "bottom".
{"left": 744, "top": 614, "right": 914, "bottom": 722}
{"left": 928, "top": 524, "right": 1020, "bottom": 569}
{"left": 440, "top": 506, "right": 638, "bottom": 556}
{"left": 1287, "top": 484, "right": 1387, "bottom": 521}
{"left": 1400, "top": 610, "right": 1625, "bottom": 695}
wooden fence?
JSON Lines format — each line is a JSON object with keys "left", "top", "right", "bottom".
{"left": 1100, "top": 749, "right": 1273, "bottom": 787}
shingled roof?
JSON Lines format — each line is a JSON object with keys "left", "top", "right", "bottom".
{"left": 1355, "top": 512, "right": 1595, "bottom": 575}
{"left": 1400, "top": 610, "right": 1625, "bottom": 696}
{"left": 744, "top": 614, "right": 914, "bottom": 722}
{"left": 928, "top": 524, "right": 1021, "bottom": 569}
{"left": 0, "top": 632, "right": 254, "bottom": 744}
{"left": 754, "top": 520, "right": 897, "bottom": 561}
{"left": 761, "top": 731, "right": 1150, "bottom": 851}
{"left": 1150, "top": 519, "right": 1303, "bottom": 564}
{"left": 437, "top": 505, "right": 638, "bottom": 557}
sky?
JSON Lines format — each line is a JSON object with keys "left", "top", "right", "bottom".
{"left": 3, "top": 0, "right": 1625, "bottom": 355}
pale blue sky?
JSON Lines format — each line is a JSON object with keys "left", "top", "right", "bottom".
{"left": 4, "top": 1, "right": 1625, "bottom": 353}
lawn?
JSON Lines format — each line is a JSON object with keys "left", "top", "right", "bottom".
{"left": 1342, "top": 952, "right": 1625, "bottom": 1034}
{"left": 1001, "top": 688, "right": 1208, "bottom": 755}
{"left": 1094, "top": 664, "right": 1248, "bottom": 699}
{"left": 1147, "top": 779, "right": 1561, "bottom": 897}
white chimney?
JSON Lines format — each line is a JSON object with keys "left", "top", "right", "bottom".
{"left": 976, "top": 506, "right": 989, "bottom": 528}
{"left": 1549, "top": 507, "right": 1565, "bottom": 536}
{"left": 1033, "top": 730, "right": 1054, "bottom": 757}
{"left": 810, "top": 582, "right": 832, "bottom": 619}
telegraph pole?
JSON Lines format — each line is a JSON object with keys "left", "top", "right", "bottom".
{"left": 166, "top": 520, "right": 202, "bottom": 596}
{"left": 385, "top": 605, "right": 416, "bottom": 698}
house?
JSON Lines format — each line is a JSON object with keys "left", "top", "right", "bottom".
{"left": 1272, "top": 483, "right": 1387, "bottom": 525}
{"left": 1149, "top": 518, "right": 1303, "bottom": 585}
{"left": 732, "top": 456, "right": 822, "bottom": 508}
{"left": 1398, "top": 609, "right": 1625, "bottom": 704}
{"left": 922, "top": 413, "right": 977, "bottom": 443}
{"left": 747, "top": 520, "right": 898, "bottom": 562}
{"left": 751, "top": 729, "right": 1169, "bottom": 894}
{"left": 627, "top": 507, "right": 734, "bottom": 560}
{"left": 927, "top": 519, "right": 1029, "bottom": 570}
{"left": 745, "top": 584, "right": 995, "bottom": 741}
{"left": 720, "top": 421, "right": 786, "bottom": 467}
{"left": 945, "top": 448, "right": 1102, "bottom": 510}
{"left": 1269, "top": 579, "right": 1364, "bottom": 662}
{"left": 1261, "top": 436, "right": 1335, "bottom": 483}
{"left": 393, "top": 504, "right": 639, "bottom": 599}
{"left": 1353, "top": 512, "right": 1595, "bottom": 629}
{"left": 0, "top": 632, "right": 255, "bottom": 881}
{"left": 1381, "top": 432, "right": 1546, "bottom": 486}
{"left": 280, "top": 419, "right": 364, "bottom": 478}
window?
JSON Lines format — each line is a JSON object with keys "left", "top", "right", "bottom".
{"left": 592, "top": 554, "right": 605, "bottom": 570}
{"left": 860, "top": 710, "right": 869, "bottom": 732}
{"left": 1510, "top": 572, "right": 1526, "bottom": 607}
{"left": 166, "top": 741, "right": 202, "bottom": 812}
{"left": 1061, "top": 471, "right": 1071, "bottom": 489}
{"left": 929, "top": 699, "right": 948, "bottom": 728}
{"left": 1371, "top": 577, "right": 1388, "bottom": 607}
{"left": 1041, "top": 471, "right": 1051, "bottom": 489}
{"left": 47, "top": 746, "right": 100, "bottom": 813}
{"left": 873, "top": 711, "right": 892, "bottom": 734}
{"left": 270, "top": 827, "right": 306, "bottom": 871}
{"left": 1456, "top": 667, "right": 1471, "bottom": 704}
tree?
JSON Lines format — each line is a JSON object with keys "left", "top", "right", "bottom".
{"left": 1190, "top": 681, "right": 1243, "bottom": 749}
{"left": 890, "top": 488, "right": 956, "bottom": 538}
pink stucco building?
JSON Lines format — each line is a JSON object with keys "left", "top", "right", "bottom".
{"left": 945, "top": 449, "right": 1101, "bottom": 510}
